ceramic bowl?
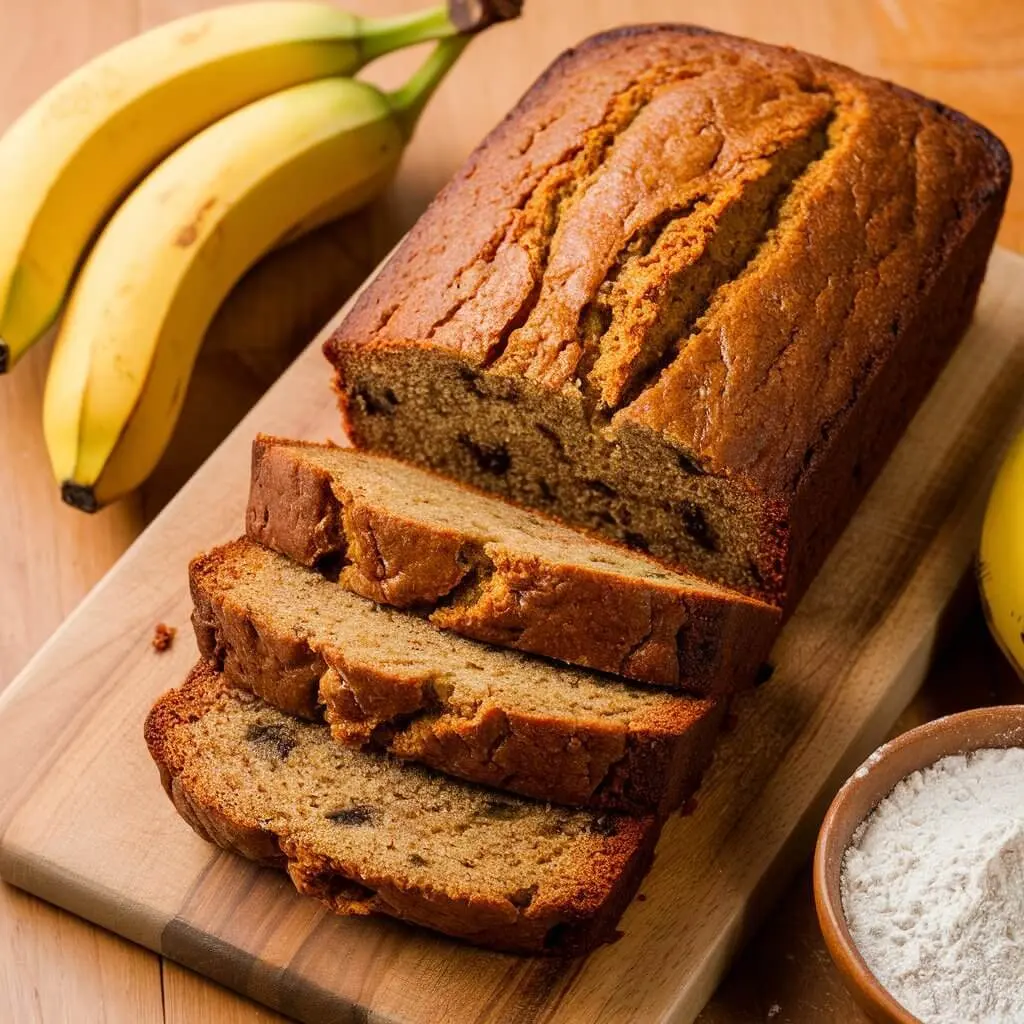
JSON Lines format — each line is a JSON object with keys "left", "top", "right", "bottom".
{"left": 813, "top": 705, "right": 1024, "bottom": 1024}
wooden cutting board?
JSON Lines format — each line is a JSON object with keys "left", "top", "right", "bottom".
{"left": 0, "top": 246, "right": 1022, "bottom": 1024}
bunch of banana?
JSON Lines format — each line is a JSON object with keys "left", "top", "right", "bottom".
{"left": 978, "top": 428, "right": 1024, "bottom": 681}
{"left": 0, "top": 0, "right": 520, "bottom": 509}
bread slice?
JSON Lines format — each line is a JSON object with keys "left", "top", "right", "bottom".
{"left": 245, "top": 435, "right": 779, "bottom": 693}
{"left": 190, "top": 538, "right": 724, "bottom": 814}
{"left": 145, "top": 663, "right": 658, "bottom": 954}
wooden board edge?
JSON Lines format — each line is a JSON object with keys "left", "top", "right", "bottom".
{"left": 0, "top": 838, "right": 169, "bottom": 954}
{"left": 661, "top": 362, "right": 1024, "bottom": 1021}
{"left": 160, "top": 917, "right": 353, "bottom": 1024}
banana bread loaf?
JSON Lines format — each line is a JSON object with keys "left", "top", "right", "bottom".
{"left": 246, "top": 435, "right": 779, "bottom": 691}
{"left": 324, "top": 24, "right": 1010, "bottom": 607}
{"left": 191, "top": 538, "right": 725, "bottom": 813}
{"left": 145, "top": 663, "right": 657, "bottom": 954}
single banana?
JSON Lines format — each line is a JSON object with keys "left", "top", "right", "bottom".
{"left": 0, "top": 0, "right": 492, "bottom": 372}
{"left": 978, "top": 429, "right": 1024, "bottom": 680}
{"left": 44, "top": 38, "right": 469, "bottom": 512}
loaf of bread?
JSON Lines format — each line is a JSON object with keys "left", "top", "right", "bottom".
{"left": 324, "top": 25, "right": 1010, "bottom": 607}
{"left": 191, "top": 538, "right": 724, "bottom": 813}
{"left": 145, "top": 663, "right": 657, "bottom": 954}
{"left": 246, "top": 435, "right": 779, "bottom": 691}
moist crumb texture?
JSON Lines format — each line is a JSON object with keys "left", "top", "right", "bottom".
{"left": 145, "top": 664, "right": 658, "bottom": 954}
{"left": 324, "top": 24, "right": 1010, "bottom": 608}
{"left": 190, "top": 538, "right": 725, "bottom": 813}
{"left": 245, "top": 435, "right": 779, "bottom": 692}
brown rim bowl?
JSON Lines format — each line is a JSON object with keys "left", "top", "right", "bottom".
{"left": 813, "top": 704, "right": 1024, "bottom": 1024}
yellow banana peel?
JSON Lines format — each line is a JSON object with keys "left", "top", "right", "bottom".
{"left": 978, "top": 428, "right": 1024, "bottom": 681}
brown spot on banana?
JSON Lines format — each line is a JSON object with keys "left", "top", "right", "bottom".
{"left": 177, "top": 21, "right": 211, "bottom": 46}
{"left": 175, "top": 197, "right": 217, "bottom": 247}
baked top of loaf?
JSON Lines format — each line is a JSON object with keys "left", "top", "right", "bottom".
{"left": 191, "top": 537, "right": 723, "bottom": 811}
{"left": 145, "top": 664, "right": 657, "bottom": 953}
{"left": 326, "top": 23, "right": 1010, "bottom": 496}
{"left": 245, "top": 435, "right": 778, "bottom": 691}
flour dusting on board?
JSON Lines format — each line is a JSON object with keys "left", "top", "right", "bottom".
{"left": 842, "top": 747, "right": 1024, "bottom": 1024}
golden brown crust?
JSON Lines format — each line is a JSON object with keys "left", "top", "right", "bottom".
{"left": 190, "top": 538, "right": 723, "bottom": 814}
{"left": 319, "top": 666, "right": 724, "bottom": 815}
{"left": 144, "top": 670, "right": 287, "bottom": 865}
{"left": 190, "top": 543, "right": 326, "bottom": 719}
{"left": 324, "top": 25, "right": 1011, "bottom": 607}
{"left": 245, "top": 436, "right": 779, "bottom": 692}
{"left": 144, "top": 665, "right": 658, "bottom": 954}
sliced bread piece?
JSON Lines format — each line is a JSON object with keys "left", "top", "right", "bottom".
{"left": 145, "top": 663, "right": 658, "bottom": 954}
{"left": 245, "top": 435, "right": 780, "bottom": 694}
{"left": 191, "top": 538, "right": 724, "bottom": 814}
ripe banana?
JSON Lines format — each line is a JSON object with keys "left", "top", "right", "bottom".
{"left": 0, "top": 0, "right": 478, "bottom": 372}
{"left": 978, "top": 429, "right": 1024, "bottom": 681}
{"left": 44, "top": 38, "right": 470, "bottom": 512}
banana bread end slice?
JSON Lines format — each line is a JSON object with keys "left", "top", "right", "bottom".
{"left": 145, "top": 663, "right": 658, "bottom": 954}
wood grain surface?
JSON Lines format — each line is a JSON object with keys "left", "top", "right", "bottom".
{"left": 1, "top": 1, "right": 1023, "bottom": 1022}
{"left": 1, "top": 246, "right": 1023, "bottom": 1023}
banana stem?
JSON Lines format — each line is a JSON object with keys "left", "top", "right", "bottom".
{"left": 358, "top": 6, "right": 457, "bottom": 64}
{"left": 387, "top": 36, "right": 470, "bottom": 140}
{"left": 446, "top": 0, "right": 525, "bottom": 32}
{"left": 358, "top": 1, "right": 522, "bottom": 63}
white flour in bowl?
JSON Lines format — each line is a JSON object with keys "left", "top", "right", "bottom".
{"left": 841, "top": 746, "right": 1024, "bottom": 1024}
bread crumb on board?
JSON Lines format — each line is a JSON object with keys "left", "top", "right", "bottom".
{"left": 152, "top": 623, "right": 176, "bottom": 652}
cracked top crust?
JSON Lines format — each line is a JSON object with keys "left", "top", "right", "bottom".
{"left": 326, "top": 24, "right": 1010, "bottom": 494}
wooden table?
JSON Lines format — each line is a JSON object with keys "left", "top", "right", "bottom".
{"left": 2, "top": 2, "right": 1021, "bottom": 1021}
